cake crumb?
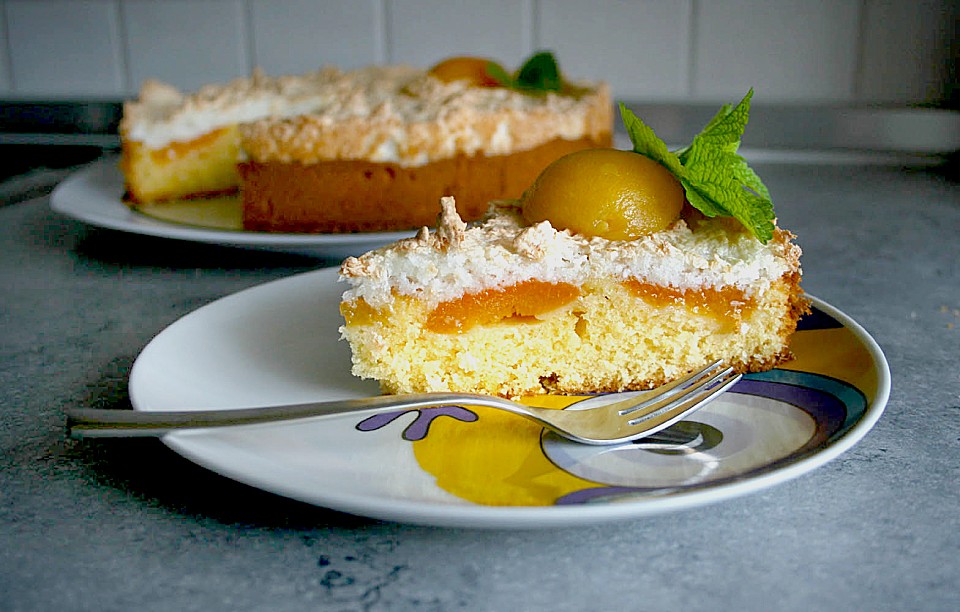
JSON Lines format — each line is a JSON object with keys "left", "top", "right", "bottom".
{"left": 339, "top": 256, "right": 368, "bottom": 278}
{"left": 396, "top": 227, "right": 432, "bottom": 253}
{"left": 514, "top": 221, "right": 555, "bottom": 260}
{"left": 435, "top": 196, "right": 466, "bottom": 249}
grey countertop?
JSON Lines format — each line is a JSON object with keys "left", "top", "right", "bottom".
{"left": 1, "top": 158, "right": 958, "bottom": 611}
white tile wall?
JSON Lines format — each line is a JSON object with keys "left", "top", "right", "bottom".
{"left": 537, "top": 0, "right": 692, "bottom": 101}
{"left": 692, "top": 0, "right": 860, "bottom": 103}
{"left": 6, "top": 0, "right": 123, "bottom": 98}
{"left": 123, "top": 0, "right": 248, "bottom": 93}
{"left": 0, "top": 0, "right": 955, "bottom": 107}
{"left": 388, "top": 0, "right": 530, "bottom": 67}
{"left": 249, "top": 0, "right": 383, "bottom": 73}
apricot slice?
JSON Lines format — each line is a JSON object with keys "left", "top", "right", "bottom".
{"left": 521, "top": 149, "right": 684, "bottom": 240}
{"left": 426, "top": 280, "right": 580, "bottom": 333}
{"left": 428, "top": 56, "right": 505, "bottom": 87}
{"left": 622, "top": 279, "right": 755, "bottom": 330}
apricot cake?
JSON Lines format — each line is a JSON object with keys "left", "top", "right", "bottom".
{"left": 338, "top": 92, "right": 809, "bottom": 398}
{"left": 119, "top": 53, "right": 612, "bottom": 233}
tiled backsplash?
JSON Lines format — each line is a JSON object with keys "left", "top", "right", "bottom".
{"left": 0, "top": 0, "right": 956, "bottom": 107}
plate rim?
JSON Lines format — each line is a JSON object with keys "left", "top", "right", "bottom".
{"left": 49, "top": 158, "right": 416, "bottom": 250}
{"left": 129, "top": 267, "right": 891, "bottom": 528}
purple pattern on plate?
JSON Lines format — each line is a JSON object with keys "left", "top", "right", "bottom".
{"left": 356, "top": 405, "right": 478, "bottom": 441}
{"left": 796, "top": 305, "right": 843, "bottom": 331}
{"left": 734, "top": 378, "right": 847, "bottom": 444}
{"left": 554, "top": 373, "right": 860, "bottom": 505}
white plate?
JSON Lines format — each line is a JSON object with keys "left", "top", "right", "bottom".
{"left": 49, "top": 158, "right": 415, "bottom": 259}
{"left": 129, "top": 268, "right": 890, "bottom": 528}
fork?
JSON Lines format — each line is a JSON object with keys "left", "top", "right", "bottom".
{"left": 65, "top": 361, "right": 740, "bottom": 445}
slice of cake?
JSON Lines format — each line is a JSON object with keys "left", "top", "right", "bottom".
{"left": 119, "top": 69, "right": 339, "bottom": 204}
{"left": 338, "top": 91, "right": 809, "bottom": 398}
{"left": 338, "top": 197, "right": 806, "bottom": 398}
{"left": 119, "top": 53, "right": 612, "bottom": 233}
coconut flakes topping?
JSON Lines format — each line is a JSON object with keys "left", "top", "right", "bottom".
{"left": 339, "top": 198, "right": 800, "bottom": 309}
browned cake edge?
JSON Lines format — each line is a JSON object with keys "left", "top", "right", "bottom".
{"left": 239, "top": 134, "right": 612, "bottom": 232}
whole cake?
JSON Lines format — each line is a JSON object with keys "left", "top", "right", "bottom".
{"left": 338, "top": 92, "right": 809, "bottom": 398}
{"left": 119, "top": 53, "right": 612, "bottom": 233}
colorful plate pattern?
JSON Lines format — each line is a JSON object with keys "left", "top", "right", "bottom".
{"left": 129, "top": 268, "right": 889, "bottom": 528}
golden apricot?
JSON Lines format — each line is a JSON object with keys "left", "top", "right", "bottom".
{"left": 428, "top": 56, "right": 505, "bottom": 87}
{"left": 521, "top": 149, "right": 685, "bottom": 240}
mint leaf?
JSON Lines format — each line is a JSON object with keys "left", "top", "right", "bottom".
{"left": 516, "top": 51, "right": 563, "bottom": 92}
{"left": 681, "top": 146, "right": 775, "bottom": 243}
{"left": 619, "top": 103, "right": 683, "bottom": 176}
{"left": 488, "top": 51, "right": 566, "bottom": 94}
{"left": 685, "top": 94, "right": 749, "bottom": 157}
{"left": 619, "top": 90, "right": 776, "bottom": 243}
{"left": 729, "top": 154, "right": 771, "bottom": 201}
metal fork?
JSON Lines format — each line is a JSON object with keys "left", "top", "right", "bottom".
{"left": 65, "top": 361, "right": 741, "bottom": 445}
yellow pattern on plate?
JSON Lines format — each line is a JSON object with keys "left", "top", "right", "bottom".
{"left": 413, "top": 397, "right": 601, "bottom": 507}
{"left": 781, "top": 327, "right": 879, "bottom": 402}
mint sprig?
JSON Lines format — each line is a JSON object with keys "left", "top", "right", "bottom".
{"left": 620, "top": 90, "right": 775, "bottom": 243}
{"left": 486, "top": 51, "right": 564, "bottom": 93}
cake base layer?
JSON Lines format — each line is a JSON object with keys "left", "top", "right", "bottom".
{"left": 340, "top": 275, "right": 808, "bottom": 398}
{"left": 239, "top": 135, "right": 611, "bottom": 233}
{"left": 121, "top": 126, "right": 241, "bottom": 204}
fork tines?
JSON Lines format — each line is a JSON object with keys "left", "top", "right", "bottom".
{"left": 621, "top": 361, "right": 741, "bottom": 426}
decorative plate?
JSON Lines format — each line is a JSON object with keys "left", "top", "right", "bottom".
{"left": 129, "top": 268, "right": 890, "bottom": 528}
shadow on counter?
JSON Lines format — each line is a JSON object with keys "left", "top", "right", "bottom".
{"left": 57, "top": 352, "right": 378, "bottom": 531}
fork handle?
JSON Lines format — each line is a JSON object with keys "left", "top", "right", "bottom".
{"left": 65, "top": 393, "right": 518, "bottom": 438}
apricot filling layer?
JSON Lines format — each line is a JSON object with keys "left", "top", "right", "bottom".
{"left": 426, "top": 281, "right": 580, "bottom": 333}
{"left": 148, "top": 126, "right": 235, "bottom": 163}
{"left": 343, "top": 279, "right": 758, "bottom": 336}
{"left": 341, "top": 281, "right": 581, "bottom": 334}
{"left": 622, "top": 279, "right": 756, "bottom": 327}
{"left": 339, "top": 298, "right": 380, "bottom": 328}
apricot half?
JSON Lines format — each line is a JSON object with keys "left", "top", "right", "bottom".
{"left": 521, "top": 149, "right": 685, "bottom": 240}
{"left": 428, "top": 56, "right": 505, "bottom": 87}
